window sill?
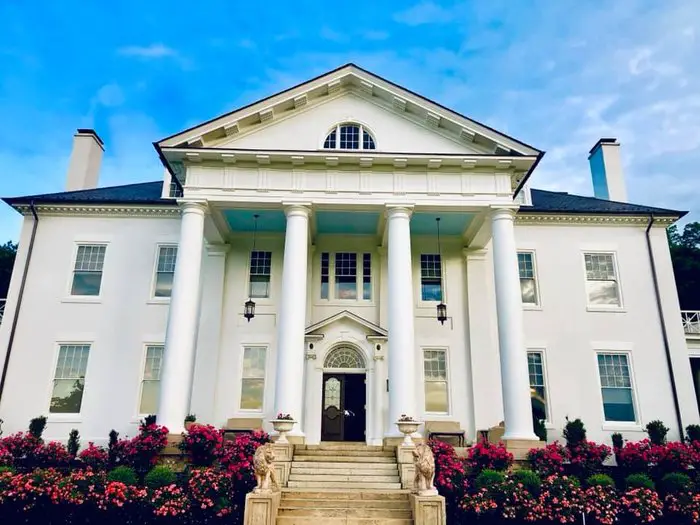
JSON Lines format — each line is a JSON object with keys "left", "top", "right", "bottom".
{"left": 602, "top": 422, "right": 642, "bottom": 432}
{"left": 61, "top": 296, "right": 102, "bottom": 304}
{"left": 147, "top": 298, "right": 171, "bottom": 305}
{"left": 523, "top": 304, "right": 542, "bottom": 311}
{"left": 47, "top": 415, "right": 83, "bottom": 424}
{"left": 314, "top": 300, "right": 375, "bottom": 307}
{"left": 587, "top": 306, "right": 626, "bottom": 313}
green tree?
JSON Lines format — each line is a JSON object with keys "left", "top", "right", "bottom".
{"left": 0, "top": 241, "right": 17, "bottom": 298}
{"left": 667, "top": 222, "right": 700, "bottom": 310}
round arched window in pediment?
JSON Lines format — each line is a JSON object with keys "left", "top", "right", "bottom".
{"left": 323, "top": 123, "right": 376, "bottom": 150}
{"left": 324, "top": 346, "right": 366, "bottom": 369}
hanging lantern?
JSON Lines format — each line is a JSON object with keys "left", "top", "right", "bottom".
{"left": 243, "top": 214, "right": 260, "bottom": 322}
{"left": 435, "top": 217, "right": 447, "bottom": 324}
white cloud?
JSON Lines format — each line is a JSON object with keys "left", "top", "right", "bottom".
{"left": 94, "top": 84, "right": 124, "bottom": 108}
{"left": 363, "top": 30, "right": 390, "bottom": 41}
{"left": 320, "top": 27, "right": 345, "bottom": 42}
{"left": 117, "top": 43, "right": 178, "bottom": 59}
{"left": 393, "top": 1, "right": 456, "bottom": 26}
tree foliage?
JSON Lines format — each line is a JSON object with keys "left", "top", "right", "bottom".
{"left": 0, "top": 241, "right": 17, "bottom": 299}
{"left": 667, "top": 222, "right": 700, "bottom": 310}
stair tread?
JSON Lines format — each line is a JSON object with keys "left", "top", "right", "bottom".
{"left": 293, "top": 455, "right": 396, "bottom": 463}
{"left": 287, "top": 481, "right": 403, "bottom": 489}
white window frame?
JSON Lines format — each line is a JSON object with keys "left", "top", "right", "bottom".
{"left": 518, "top": 251, "right": 541, "bottom": 308}
{"left": 594, "top": 350, "right": 641, "bottom": 428}
{"left": 419, "top": 253, "right": 444, "bottom": 304}
{"left": 239, "top": 345, "right": 269, "bottom": 413}
{"left": 421, "top": 347, "right": 451, "bottom": 416}
{"left": 248, "top": 250, "right": 273, "bottom": 299}
{"left": 151, "top": 244, "right": 178, "bottom": 300}
{"left": 137, "top": 344, "right": 165, "bottom": 416}
{"left": 318, "top": 251, "right": 374, "bottom": 303}
{"left": 47, "top": 342, "right": 91, "bottom": 418}
{"left": 527, "top": 349, "right": 551, "bottom": 424}
{"left": 582, "top": 251, "right": 624, "bottom": 310}
{"left": 68, "top": 243, "right": 108, "bottom": 299}
{"left": 321, "top": 122, "right": 377, "bottom": 151}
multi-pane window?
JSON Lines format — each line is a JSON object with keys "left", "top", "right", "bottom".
{"left": 168, "top": 178, "right": 183, "bottom": 198}
{"left": 584, "top": 253, "right": 621, "bottom": 306}
{"left": 154, "top": 246, "right": 177, "bottom": 298}
{"left": 249, "top": 251, "right": 272, "bottom": 298}
{"left": 71, "top": 245, "right": 106, "bottom": 296}
{"left": 527, "top": 351, "right": 548, "bottom": 422}
{"left": 423, "top": 349, "right": 449, "bottom": 413}
{"left": 420, "top": 254, "right": 442, "bottom": 301}
{"left": 240, "top": 346, "right": 266, "bottom": 411}
{"left": 139, "top": 345, "right": 164, "bottom": 415}
{"left": 50, "top": 345, "right": 90, "bottom": 413}
{"left": 597, "top": 353, "right": 637, "bottom": 422}
{"left": 518, "top": 252, "right": 538, "bottom": 305}
{"left": 320, "top": 252, "right": 372, "bottom": 301}
{"left": 335, "top": 253, "right": 357, "bottom": 299}
{"left": 323, "top": 124, "right": 376, "bottom": 150}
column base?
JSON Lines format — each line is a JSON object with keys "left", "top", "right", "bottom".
{"left": 502, "top": 438, "right": 545, "bottom": 461}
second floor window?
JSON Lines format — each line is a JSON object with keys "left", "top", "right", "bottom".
{"left": 320, "top": 252, "right": 372, "bottom": 301}
{"left": 71, "top": 245, "right": 106, "bottom": 296}
{"left": 420, "top": 254, "right": 442, "bottom": 301}
{"left": 249, "top": 251, "right": 272, "bottom": 298}
{"left": 584, "top": 253, "right": 621, "bottom": 307}
{"left": 154, "top": 246, "right": 177, "bottom": 298}
{"left": 518, "top": 252, "right": 538, "bottom": 305}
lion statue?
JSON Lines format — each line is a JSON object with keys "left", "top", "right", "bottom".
{"left": 413, "top": 443, "right": 438, "bottom": 496}
{"left": 253, "top": 443, "right": 279, "bottom": 493}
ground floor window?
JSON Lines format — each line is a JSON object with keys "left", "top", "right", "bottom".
{"left": 240, "top": 346, "right": 267, "bottom": 411}
{"left": 527, "top": 351, "right": 548, "bottom": 422}
{"left": 597, "top": 352, "right": 637, "bottom": 422}
{"left": 140, "top": 345, "right": 164, "bottom": 415}
{"left": 50, "top": 344, "right": 90, "bottom": 413}
{"left": 423, "top": 349, "right": 449, "bottom": 413}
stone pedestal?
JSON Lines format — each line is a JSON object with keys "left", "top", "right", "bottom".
{"left": 410, "top": 494, "right": 446, "bottom": 525}
{"left": 243, "top": 491, "right": 280, "bottom": 525}
{"left": 271, "top": 442, "right": 294, "bottom": 487}
{"left": 396, "top": 444, "right": 416, "bottom": 489}
{"left": 503, "top": 438, "right": 545, "bottom": 461}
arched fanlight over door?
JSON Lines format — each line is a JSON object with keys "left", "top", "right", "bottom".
{"left": 324, "top": 346, "right": 366, "bottom": 369}
{"left": 323, "top": 124, "right": 376, "bottom": 150}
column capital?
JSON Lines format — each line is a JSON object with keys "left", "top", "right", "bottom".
{"left": 206, "top": 243, "right": 230, "bottom": 257}
{"left": 385, "top": 205, "right": 414, "bottom": 220}
{"left": 489, "top": 206, "right": 518, "bottom": 221}
{"left": 283, "top": 202, "right": 312, "bottom": 218}
{"left": 180, "top": 200, "right": 208, "bottom": 214}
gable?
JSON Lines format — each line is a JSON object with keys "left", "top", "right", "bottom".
{"left": 212, "top": 92, "right": 485, "bottom": 154}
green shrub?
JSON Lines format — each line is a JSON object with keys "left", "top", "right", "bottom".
{"left": 645, "top": 420, "right": 669, "bottom": 446}
{"left": 686, "top": 424, "right": 700, "bottom": 443}
{"left": 67, "top": 429, "right": 80, "bottom": 457}
{"left": 586, "top": 474, "right": 615, "bottom": 488}
{"left": 28, "top": 416, "right": 47, "bottom": 440}
{"left": 563, "top": 418, "right": 586, "bottom": 448}
{"left": 660, "top": 472, "right": 692, "bottom": 495}
{"left": 611, "top": 433, "right": 623, "bottom": 450}
{"left": 144, "top": 465, "right": 176, "bottom": 490}
{"left": 0, "top": 466, "right": 15, "bottom": 474}
{"left": 107, "top": 466, "right": 138, "bottom": 486}
{"left": 511, "top": 469, "right": 541, "bottom": 494}
{"left": 533, "top": 418, "right": 547, "bottom": 442}
{"left": 474, "top": 469, "right": 506, "bottom": 490}
{"left": 625, "top": 473, "right": 655, "bottom": 490}
{"left": 184, "top": 414, "right": 197, "bottom": 423}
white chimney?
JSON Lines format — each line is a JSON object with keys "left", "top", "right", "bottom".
{"left": 65, "top": 128, "right": 104, "bottom": 191}
{"left": 588, "top": 138, "right": 627, "bottom": 202}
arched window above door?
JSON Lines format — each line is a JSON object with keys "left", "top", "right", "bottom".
{"left": 324, "top": 346, "right": 366, "bottom": 369}
{"left": 323, "top": 123, "right": 376, "bottom": 150}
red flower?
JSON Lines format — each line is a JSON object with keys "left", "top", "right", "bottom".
{"left": 466, "top": 440, "right": 513, "bottom": 473}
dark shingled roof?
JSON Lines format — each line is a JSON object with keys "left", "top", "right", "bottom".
{"left": 2, "top": 181, "right": 685, "bottom": 217}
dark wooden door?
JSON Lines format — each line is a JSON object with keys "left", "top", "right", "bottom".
{"left": 321, "top": 373, "right": 366, "bottom": 441}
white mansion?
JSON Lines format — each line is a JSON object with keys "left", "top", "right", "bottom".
{"left": 0, "top": 64, "right": 697, "bottom": 448}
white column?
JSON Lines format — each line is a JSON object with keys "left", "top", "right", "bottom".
{"left": 373, "top": 354, "right": 385, "bottom": 445}
{"left": 158, "top": 201, "right": 207, "bottom": 434}
{"left": 491, "top": 207, "right": 538, "bottom": 441}
{"left": 274, "top": 205, "right": 310, "bottom": 432}
{"left": 386, "top": 206, "right": 417, "bottom": 434}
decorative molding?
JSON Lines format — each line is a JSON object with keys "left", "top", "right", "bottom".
{"left": 360, "top": 80, "right": 374, "bottom": 95}
{"left": 515, "top": 213, "right": 678, "bottom": 226}
{"left": 460, "top": 128, "right": 476, "bottom": 142}
{"left": 327, "top": 80, "right": 341, "bottom": 95}
{"left": 393, "top": 96, "right": 407, "bottom": 112}
{"left": 463, "top": 247, "right": 488, "bottom": 262}
{"left": 305, "top": 353, "right": 317, "bottom": 360}
{"left": 259, "top": 108, "right": 274, "bottom": 123}
{"left": 293, "top": 94, "right": 307, "bottom": 109}
{"left": 15, "top": 204, "right": 181, "bottom": 218}
{"left": 426, "top": 112, "right": 441, "bottom": 128}
{"left": 224, "top": 122, "right": 239, "bottom": 135}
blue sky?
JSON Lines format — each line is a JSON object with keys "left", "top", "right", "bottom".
{"left": 1, "top": 0, "right": 699, "bottom": 241}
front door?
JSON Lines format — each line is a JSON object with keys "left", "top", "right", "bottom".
{"left": 321, "top": 373, "right": 366, "bottom": 441}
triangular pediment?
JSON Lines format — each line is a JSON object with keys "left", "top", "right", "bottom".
{"left": 305, "top": 310, "right": 387, "bottom": 338}
{"left": 157, "top": 64, "right": 541, "bottom": 157}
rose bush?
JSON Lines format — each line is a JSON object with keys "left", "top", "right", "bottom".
{"left": 466, "top": 440, "right": 513, "bottom": 473}
{"left": 179, "top": 424, "right": 223, "bottom": 467}
{"left": 527, "top": 441, "right": 568, "bottom": 477}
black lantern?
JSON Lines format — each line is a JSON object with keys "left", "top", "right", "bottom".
{"left": 243, "top": 214, "right": 260, "bottom": 322}
{"left": 435, "top": 217, "right": 447, "bottom": 325}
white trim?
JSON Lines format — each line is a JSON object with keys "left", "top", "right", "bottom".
{"left": 150, "top": 243, "right": 178, "bottom": 302}
{"left": 581, "top": 250, "right": 624, "bottom": 310}
{"left": 238, "top": 344, "right": 269, "bottom": 413}
{"left": 526, "top": 348, "right": 552, "bottom": 424}
{"left": 416, "top": 253, "right": 447, "bottom": 308}
{"left": 246, "top": 249, "right": 274, "bottom": 301}
{"left": 136, "top": 342, "right": 165, "bottom": 417}
{"left": 421, "top": 347, "right": 452, "bottom": 416}
{"left": 593, "top": 350, "right": 641, "bottom": 427}
{"left": 315, "top": 251, "right": 375, "bottom": 305}
{"left": 66, "top": 242, "right": 109, "bottom": 301}
{"left": 517, "top": 250, "right": 541, "bottom": 308}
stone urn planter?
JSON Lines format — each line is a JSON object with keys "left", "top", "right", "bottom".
{"left": 396, "top": 418, "right": 421, "bottom": 446}
{"left": 270, "top": 418, "right": 296, "bottom": 444}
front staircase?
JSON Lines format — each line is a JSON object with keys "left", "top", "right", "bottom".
{"left": 277, "top": 443, "right": 413, "bottom": 524}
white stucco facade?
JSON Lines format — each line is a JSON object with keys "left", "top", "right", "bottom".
{"left": 0, "top": 65, "right": 697, "bottom": 446}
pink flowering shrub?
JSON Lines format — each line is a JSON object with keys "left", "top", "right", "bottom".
{"left": 33, "top": 441, "right": 71, "bottom": 468}
{"left": 218, "top": 431, "right": 270, "bottom": 485}
{"left": 538, "top": 475, "right": 585, "bottom": 523}
{"left": 648, "top": 441, "right": 697, "bottom": 475}
{"left": 188, "top": 467, "right": 233, "bottom": 518}
{"left": 584, "top": 484, "right": 620, "bottom": 525}
{"left": 428, "top": 440, "right": 469, "bottom": 520}
{"left": 151, "top": 483, "right": 189, "bottom": 518}
{"left": 621, "top": 487, "right": 664, "bottom": 522}
{"left": 466, "top": 440, "right": 513, "bottom": 473}
{"left": 78, "top": 442, "right": 108, "bottom": 469}
{"left": 0, "top": 444, "right": 11, "bottom": 467}
{"left": 617, "top": 438, "right": 652, "bottom": 472}
{"left": 527, "top": 441, "right": 568, "bottom": 477}
{"left": 499, "top": 476, "right": 543, "bottom": 522}
{"left": 179, "top": 424, "right": 224, "bottom": 466}
{"left": 568, "top": 440, "right": 611, "bottom": 478}
{"left": 0, "top": 432, "right": 41, "bottom": 461}
{"left": 665, "top": 491, "right": 700, "bottom": 524}
{"left": 112, "top": 423, "right": 168, "bottom": 472}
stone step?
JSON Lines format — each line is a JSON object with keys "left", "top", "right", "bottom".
{"left": 289, "top": 473, "right": 400, "bottom": 483}
{"left": 294, "top": 449, "right": 395, "bottom": 457}
{"left": 287, "top": 481, "right": 403, "bottom": 490}
{"left": 277, "top": 517, "right": 412, "bottom": 525}
{"left": 290, "top": 461, "right": 398, "bottom": 471}
{"left": 281, "top": 489, "right": 410, "bottom": 500}
{"left": 298, "top": 443, "right": 388, "bottom": 451}
{"left": 278, "top": 507, "right": 413, "bottom": 519}
{"left": 290, "top": 466, "right": 399, "bottom": 476}
{"left": 293, "top": 455, "right": 396, "bottom": 463}
{"left": 280, "top": 498, "right": 411, "bottom": 509}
